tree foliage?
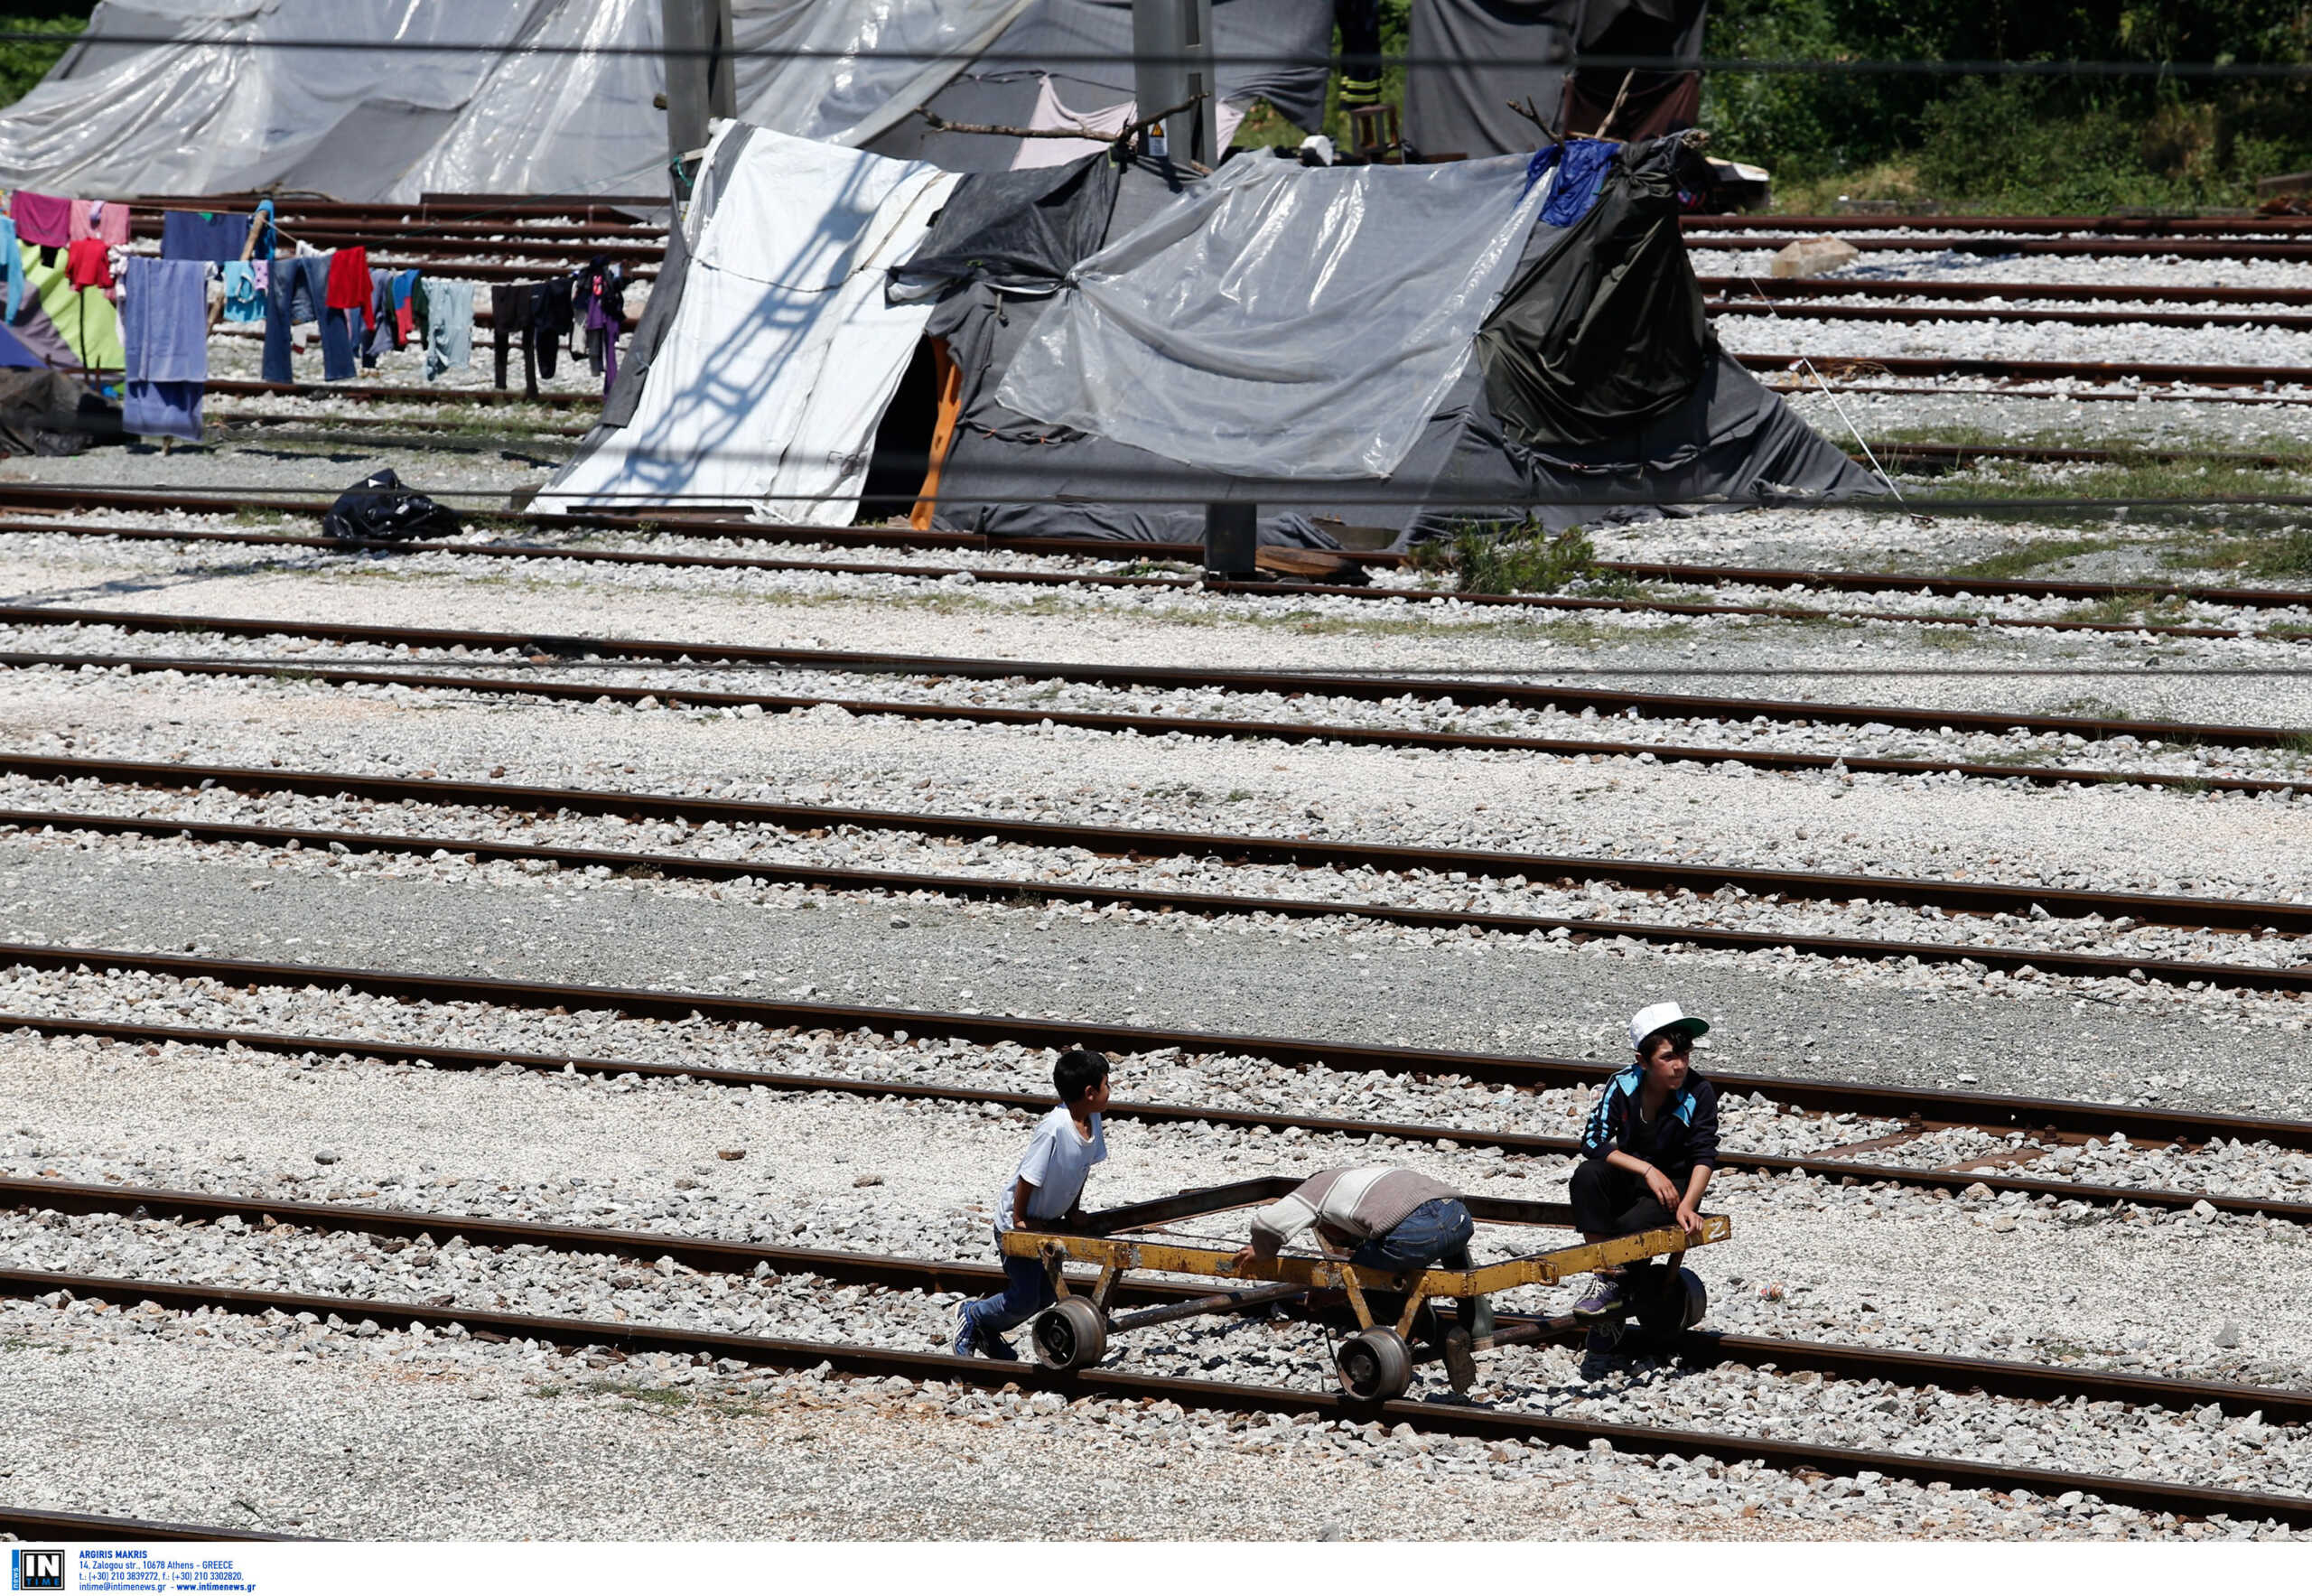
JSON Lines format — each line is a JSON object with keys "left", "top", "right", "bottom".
{"left": 1701, "top": 0, "right": 2312, "bottom": 202}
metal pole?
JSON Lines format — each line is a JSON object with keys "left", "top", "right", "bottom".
{"left": 1133, "top": 0, "right": 1218, "bottom": 165}
{"left": 660, "top": 0, "right": 738, "bottom": 172}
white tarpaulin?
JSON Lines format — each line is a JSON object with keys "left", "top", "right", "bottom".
{"left": 0, "top": 0, "right": 1029, "bottom": 201}
{"left": 995, "top": 153, "right": 1549, "bottom": 480}
{"left": 533, "top": 124, "right": 956, "bottom": 523}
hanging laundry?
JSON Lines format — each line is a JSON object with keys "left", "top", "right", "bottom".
{"left": 489, "top": 275, "right": 571, "bottom": 398}
{"left": 69, "top": 201, "right": 131, "bottom": 247}
{"left": 14, "top": 239, "right": 123, "bottom": 371}
{"left": 121, "top": 256, "right": 209, "bottom": 442}
{"left": 0, "top": 217, "right": 22, "bottom": 322}
{"left": 220, "top": 261, "right": 264, "bottom": 322}
{"left": 65, "top": 238, "right": 114, "bottom": 293}
{"left": 361, "top": 267, "right": 397, "bottom": 366}
{"left": 1524, "top": 139, "right": 1622, "bottom": 229}
{"left": 571, "top": 256, "right": 624, "bottom": 393}
{"left": 390, "top": 269, "right": 419, "bottom": 343}
{"left": 11, "top": 191, "right": 70, "bottom": 247}
{"left": 423, "top": 279, "right": 473, "bottom": 381}
{"left": 326, "top": 246, "right": 373, "bottom": 331}
{"left": 160, "top": 210, "right": 260, "bottom": 263}
{"left": 262, "top": 253, "right": 355, "bottom": 384}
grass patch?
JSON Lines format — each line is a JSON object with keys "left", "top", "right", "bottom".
{"left": 1943, "top": 539, "right": 2115, "bottom": 581}
{"left": 1408, "top": 520, "right": 1601, "bottom": 595}
{"left": 592, "top": 1381, "right": 692, "bottom": 1410}
{"left": 2161, "top": 528, "right": 2312, "bottom": 581}
{"left": 2056, "top": 594, "right": 2195, "bottom": 628}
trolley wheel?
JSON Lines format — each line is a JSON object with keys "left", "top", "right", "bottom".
{"left": 1636, "top": 1266, "right": 1708, "bottom": 1335}
{"left": 1336, "top": 1327, "right": 1413, "bottom": 1402}
{"left": 1031, "top": 1296, "right": 1108, "bottom": 1371}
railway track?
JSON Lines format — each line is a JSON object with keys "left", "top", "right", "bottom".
{"left": 1708, "top": 297, "right": 2312, "bottom": 334}
{"left": 37, "top": 639, "right": 2302, "bottom": 796}
{"left": 0, "top": 1006, "right": 2301, "bottom": 1219}
{"left": 11, "top": 751, "right": 2295, "bottom": 934}
{"left": 8, "top": 510, "right": 2304, "bottom": 647}
{"left": 6, "top": 604, "right": 2306, "bottom": 758}
{"left": 3, "top": 1255, "right": 2305, "bottom": 1525}
{"left": 0, "top": 1504, "right": 292, "bottom": 1542}
{"left": 12, "top": 482, "right": 2312, "bottom": 616}
{"left": 3, "top": 938, "right": 2304, "bottom": 1153}
{"left": 5, "top": 1173, "right": 2305, "bottom": 1412}
{"left": 5, "top": 756, "right": 2307, "bottom": 994}
{"left": 1700, "top": 275, "right": 2312, "bottom": 310}
{"left": 1688, "top": 233, "right": 2312, "bottom": 264}
{"left": 1734, "top": 351, "right": 2312, "bottom": 392}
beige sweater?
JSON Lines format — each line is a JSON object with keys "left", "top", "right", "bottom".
{"left": 1248, "top": 1167, "right": 1459, "bottom": 1252}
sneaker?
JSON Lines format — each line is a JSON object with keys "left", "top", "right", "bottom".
{"left": 979, "top": 1329, "right": 1019, "bottom": 1361}
{"left": 1571, "top": 1276, "right": 1627, "bottom": 1321}
{"left": 1583, "top": 1321, "right": 1627, "bottom": 1356}
{"left": 952, "top": 1306, "right": 981, "bottom": 1358}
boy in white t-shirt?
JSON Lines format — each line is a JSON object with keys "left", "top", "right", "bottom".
{"left": 953, "top": 1048, "right": 1112, "bottom": 1359}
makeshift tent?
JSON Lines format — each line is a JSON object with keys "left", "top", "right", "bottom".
{"left": 0, "top": 1, "right": 1032, "bottom": 202}
{"left": 539, "top": 125, "right": 1874, "bottom": 546}
{"left": 865, "top": 0, "right": 1335, "bottom": 172}
{"left": 1405, "top": 0, "right": 1708, "bottom": 160}
{"left": 533, "top": 124, "right": 958, "bottom": 524}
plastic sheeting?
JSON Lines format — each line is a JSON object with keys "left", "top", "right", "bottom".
{"left": 887, "top": 153, "right": 1119, "bottom": 300}
{"left": 866, "top": 0, "right": 1331, "bottom": 172}
{"left": 0, "top": 0, "right": 1030, "bottom": 201}
{"left": 994, "top": 152, "right": 1549, "bottom": 481}
{"left": 534, "top": 124, "right": 957, "bottom": 523}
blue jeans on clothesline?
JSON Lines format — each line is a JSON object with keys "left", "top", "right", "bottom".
{"left": 261, "top": 254, "right": 355, "bottom": 384}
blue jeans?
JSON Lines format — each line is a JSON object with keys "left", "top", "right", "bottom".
{"left": 262, "top": 255, "right": 356, "bottom": 384}
{"left": 1350, "top": 1197, "right": 1475, "bottom": 1273}
{"left": 961, "top": 1226, "right": 1055, "bottom": 1339}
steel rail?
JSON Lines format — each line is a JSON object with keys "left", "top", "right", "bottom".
{"left": 3, "top": 602, "right": 2301, "bottom": 750}
{"left": 4, "top": 940, "right": 2306, "bottom": 1153}
{"left": 12, "top": 799, "right": 2307, "bottom": 993}
{"left": 8, "top": 751, "right": 2306, "bottom": 936}
{"left": 1686, "top": 215, "right": 2312, "bottom": 238}
{"left": 8, "top": 1173, "right": 2309, "bottom": 1411}
{"left": 1734, "top": 350, "right": 2312, "bottom": 390}
{"left": 10, "top": 515, "right": 2307, "bottom": 648}
{"left": 1688, "top": 214, "right": 2312, "bottom": 235}
{"left": 0, "top": 1503, "right": 296, "bottom": 1542}
{"left": 23, "top": 480, "right": 2312, "bottom": 611}
{"left": 201, "top": 378, "right": 602, "bottom": 409}
{"left": 6, "top": 645, "right": 2303, "bottom": 794}
{"left": 1699, "top": 275, "right": 2312, "bottom": 310}
{"left": 1691, "top": 234, "right": 2312, "bottom": 262}
{"left": 1710, "top": 296, "right": 2312, "bottom": 333}
{"left": 1768, "top": 379, "right": 2312, "bottom": 409}
{"left": 4, "top": 1265, "right": 2305, "bottom": 1525}
{"left": 9, "top": 481, "right": 2312, "bottom": 613}
{"left": 0, "top": 1013, "right": 2300, "bottom": 1219}
{"left": 11, "top": 751, "right": 2298, "bottom": 930}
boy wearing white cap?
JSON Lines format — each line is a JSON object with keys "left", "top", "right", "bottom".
{"left": 1568, "top": 1000, "right": 1720, "bottom": 1322}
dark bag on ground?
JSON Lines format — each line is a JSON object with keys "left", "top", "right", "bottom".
{"left": 322, "top": 469, "right": 462, "bottom": 542}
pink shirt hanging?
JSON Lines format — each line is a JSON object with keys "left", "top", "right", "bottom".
{"left": 69, "top": 200, "right": 131, "bottom": 246}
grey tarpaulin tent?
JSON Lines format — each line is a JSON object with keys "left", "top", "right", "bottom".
{"left": 1405, "top": 0, "right": 1709, "bottom": 161}
{"left": 540, "top": 124, "right": 1872, "bottom": 545}
{"left": 907, "top": 135, "right": 1872, "bottom": 547}
{"left": 865, "top": 0, "right": 1336, "bottom": 173}
{"left": 0, "top": 0, "right": 1036, "bottom": 201}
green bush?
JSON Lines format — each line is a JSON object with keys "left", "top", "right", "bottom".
{"left": 1412, "top": 519, "right": 1599, "bottom": 594}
